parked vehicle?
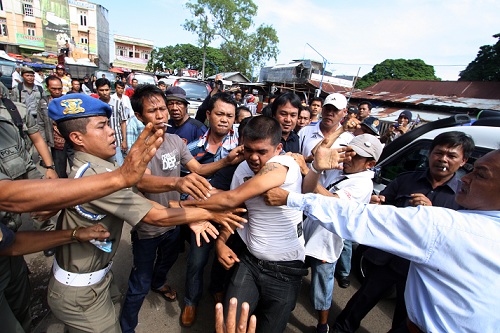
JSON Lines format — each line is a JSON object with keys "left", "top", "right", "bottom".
{"left": 127, "top": 71, "right": 157, "bottom": 86}
{"left": 159, "top": 76, "right": 210, "bottom": 116}
{"left": 0, "top": 58, "right": 17, "bottom": 89}
{"left": 352, "top": 114, "right": 500, "bottom": 283}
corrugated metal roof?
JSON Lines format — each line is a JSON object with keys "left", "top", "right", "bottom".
{"left": 361, "top": 80, "right": 500, "bottom": 99}
{"left": 307, "top": 79, "right": 351, "bottom": 94}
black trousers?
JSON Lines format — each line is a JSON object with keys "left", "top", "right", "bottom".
{"left": 334, "top": 262, "right": 408, "bottom": 332}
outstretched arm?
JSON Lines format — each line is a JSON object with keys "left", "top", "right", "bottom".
{"left": 0, "top": 224, "right": 110, "bottom": 256}
{"left": 181, "top": 162, "right": 288, "bottom": 210}
{"left": 0, "top": 123, "right": 163, "bottom": 213}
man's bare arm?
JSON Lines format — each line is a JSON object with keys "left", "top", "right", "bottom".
{"left": 142, "top": 201, "right": 247, "bottom": 231}
{"left": 137, "top": 172, "right": 212, "bottom": 201}
{"left": 28, "top": 131, "right": 58, "bottom": 179}
{"left": 181, "top": 162, "right": 288, "bottom": 210}
{"left": 0, "top": 224, "right": 110, "bottom": 256}
{"left": 186, "top": 146, "right": 244, "bottom": 177}
{"left": 0, "top": 123, "right": 163, "bottom": 213}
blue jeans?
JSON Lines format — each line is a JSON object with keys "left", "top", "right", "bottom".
{"left": 310, "top": 257, "right": 336, "bottom": 311}
{"left": 120, "top": 227, "right": 180, "bottom": 333}
{"left": 336, "top": 240, "right": 352, "bottom": 277}
{"left": 184, "top": 232, "right": 214, "bottom": 306}
{"left": 224, "top": 254, "right": 303, "bottom": 333}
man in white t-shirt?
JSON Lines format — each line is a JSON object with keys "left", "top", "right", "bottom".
{"left": 180, "top": 116, "right": 307, "bottom": 333}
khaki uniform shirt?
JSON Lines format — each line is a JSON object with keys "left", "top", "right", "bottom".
{"left": 55, "top": 151, "right": 153, "bottom": 273}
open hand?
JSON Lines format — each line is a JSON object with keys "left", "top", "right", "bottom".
{"left": 75, "top": 224, "right": 110, "bottom": 242}
{"left": 215, "top": 298, "right": 256, "bottom": 333}
{"left": 119, "top": 123, "right": 164, "bottom": 187}
{"left": 189, "top": 221, "right": 219, "bottom": 247}
{"left": 210, "top": 208, "right": 247, "bottom": 233}
{"left": 175, "top": 173, "right": 213, "bottom": 201}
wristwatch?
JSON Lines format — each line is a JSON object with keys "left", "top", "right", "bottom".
{"left": 40, "top": 160, "right": 56, "bottom": 170}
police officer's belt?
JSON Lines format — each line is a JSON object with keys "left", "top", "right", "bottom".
{"left": 53, "top": 259, "right": 113, "bottom": 287}
{"left": 245, "top": 252, "right": 309, "bottom": 277}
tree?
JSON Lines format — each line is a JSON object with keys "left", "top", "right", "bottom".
{"left": 356, "top": 59, "right": 440, "bottom": 90}
{"left": 183, "top": 0, "right": 279, "bottom": 80}
{"left": 459, "top": 34, "right": 500, "bottom": 81}
{"left": 146, "top": 44, "right": 230, "bottom": 77}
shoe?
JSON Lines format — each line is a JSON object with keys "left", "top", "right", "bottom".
{"left": 44, "top": 248, "right": 55, "bottom": 257}
{"left": 337, "top": 276, "right": 350, "bottom": 288}
{"left": 317, "top": 323, "right": 329, "bottom": 333}
{"left": 181, "top": 305, "right": 196, "bottom": 327}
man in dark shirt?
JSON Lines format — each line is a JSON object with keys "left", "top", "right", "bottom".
{"left": 165, "top": 86, "right": 206, "bottom": 144}
{"left": 333, "top": 131, "right": 475, "bottom": 333}
{"left": 271, "top": 92, "right": 301, "bottom": 153}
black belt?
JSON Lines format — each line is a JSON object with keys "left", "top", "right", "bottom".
{"left": 245, "top": 252, "right": 309, "bottom": 277}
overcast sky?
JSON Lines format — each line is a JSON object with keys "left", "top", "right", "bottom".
{"left": 99, "top": 0, "right": 499, "bottom": 80}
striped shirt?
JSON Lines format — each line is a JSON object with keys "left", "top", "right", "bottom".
{"left": 187, "top": 128, "right": 239, "bottom": 164}
{"left": 108, "top": 96, "right": 128, "bottom": 146}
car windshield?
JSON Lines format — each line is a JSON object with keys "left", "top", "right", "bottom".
{"left": 134, "top": 74, "right": 156, "bottom": 85}
{"left": 177, "top": 81, "right": 208, "bottom": 100}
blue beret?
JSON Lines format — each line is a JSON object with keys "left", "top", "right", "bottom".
{"left": 48, "top": 93, "right": 112, "bottom": 123}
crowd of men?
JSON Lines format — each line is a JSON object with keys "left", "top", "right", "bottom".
{"left": 0, "top": 68, "right": 499, "bottom": 333}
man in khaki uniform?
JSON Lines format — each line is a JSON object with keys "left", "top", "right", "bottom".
{"left": 47, "top": 93, "right": 246, "bottom": 333}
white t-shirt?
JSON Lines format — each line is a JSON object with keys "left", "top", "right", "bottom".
{"left": 298, "top": 121, "right": 354, "bottom": 186}
{"left": 232, "top": 155, "right": 305, "bottom": 262}
{"left": 12, "top": 70, "right": 22, "bottom": 89}
{"left": 304, "top": 169, "right": 374, "bottom": 263}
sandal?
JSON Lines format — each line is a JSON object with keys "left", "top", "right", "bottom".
{"left": 152, "top": 285, "right": 177, "bottom": 302}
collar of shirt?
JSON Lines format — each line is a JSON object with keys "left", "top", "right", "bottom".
{"left": 74, "top": 151, "right": 117, "bottom": 170}
{"left": 195, "top": 128, "right": 238, "bottom": 155}
{"left": 420, "top": 169, "right": 461, "bottom": 194}
{"left": 283, "top": 130, "right": 299, "bottom": 142}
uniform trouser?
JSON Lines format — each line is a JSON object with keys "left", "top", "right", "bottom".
{"left": 333, "top": 263, "right": 408, "bottom": 332}
{"left": 0, "top": 256, "right": 32, "bottom": 333}
{"left": 48, "top": 271, "right": 121, "bottom": 333}
{"left": 224, "top": 254, "right": 303, "bottom": 333}
{"left": 184, "top": 232, "right": 214, "bottom": 306}
{"left": 120, "top": 227, "right": 180, "bottom": 333}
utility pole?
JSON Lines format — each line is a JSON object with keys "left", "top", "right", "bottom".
{"left": 306, "top": 43, "right": 329, "bottom": 97}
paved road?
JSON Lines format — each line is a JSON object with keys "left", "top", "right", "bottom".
{"left": 25, "top": 222, "right": 395, "bottom": 333}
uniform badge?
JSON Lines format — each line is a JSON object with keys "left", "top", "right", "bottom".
{"left": 61, "top": 99, "right": 85, "bottom": 115}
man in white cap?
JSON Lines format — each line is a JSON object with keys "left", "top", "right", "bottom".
{"left": 298, "top": 92, "right": 355, "bottom": 293}
{"left": 299, "top": 134, "right": 382, "bottom": 333}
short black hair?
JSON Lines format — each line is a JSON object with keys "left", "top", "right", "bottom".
{"left": 115, "top": 81, "right": 125, "bottom": 88}
{"left": 131, "top": 84, "right": 167, "bottom": 116}
{"left": 430, "top": 131, "right": 475, "bottom": 159}
{"left": 358, "top": 101, "right": 373, "bottom": 110}
{"left": 71, "top": 78, "right": 80, "bottom": 84}
{"left": 45, "top": 75, "right": 62, "bottom": 87}
{"left": 207, "top": 92, "right": 237, "bottom": 113}
{"left": 236, "top": 106, "right": 251, "bottom": 119}
{"left": 58, "top": 118, "right": 91, "bottom": 143}
{"left": 271, "top": 92, "right": 302, "bottom": 117}
{"left": 300, "top": 107, "right": 312, "bottom": 118}
{"left": 95, "top": 78, "right": 111, "bottom": 89}
{"left": 309, "top": 97, "right": 323, "bottom": 106}
{"left": 238, "top": 115, "right": 252, "bottom": 139}
{"left": 242, "top": 116, "right": 282, "bottom": 147}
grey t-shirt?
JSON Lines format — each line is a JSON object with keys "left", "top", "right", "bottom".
{"left": 135, "top": 133, "right": 194, "bottom": 239}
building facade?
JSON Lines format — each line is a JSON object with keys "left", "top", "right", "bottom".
{"left": 113, "top": 34, "right": 153, "bottom": 71}
{"left": 0, "top": 0, "right": 108, "bottom": 68}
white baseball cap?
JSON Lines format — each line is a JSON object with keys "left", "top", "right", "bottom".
{"left": 323, "top": 93, "right": 347, "bottom": 110}
{"left": 346, "top": 134, "right": 383, "bottom": 161}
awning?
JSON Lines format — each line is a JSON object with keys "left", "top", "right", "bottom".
{"left": 109, "top": 67, "right": 124, "bottom": 74}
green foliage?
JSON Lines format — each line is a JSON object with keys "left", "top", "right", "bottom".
{"left": 459, "top": 33, "right": 500, "bottom": 81}
{"left": 183, "top": 0, "right": 279, "bottom": 80}
{"left": 146, "top": 44, "right": 229, "bottom": 77}
{"left": 356, "top": 59, "right": 440, "bottom": 90}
